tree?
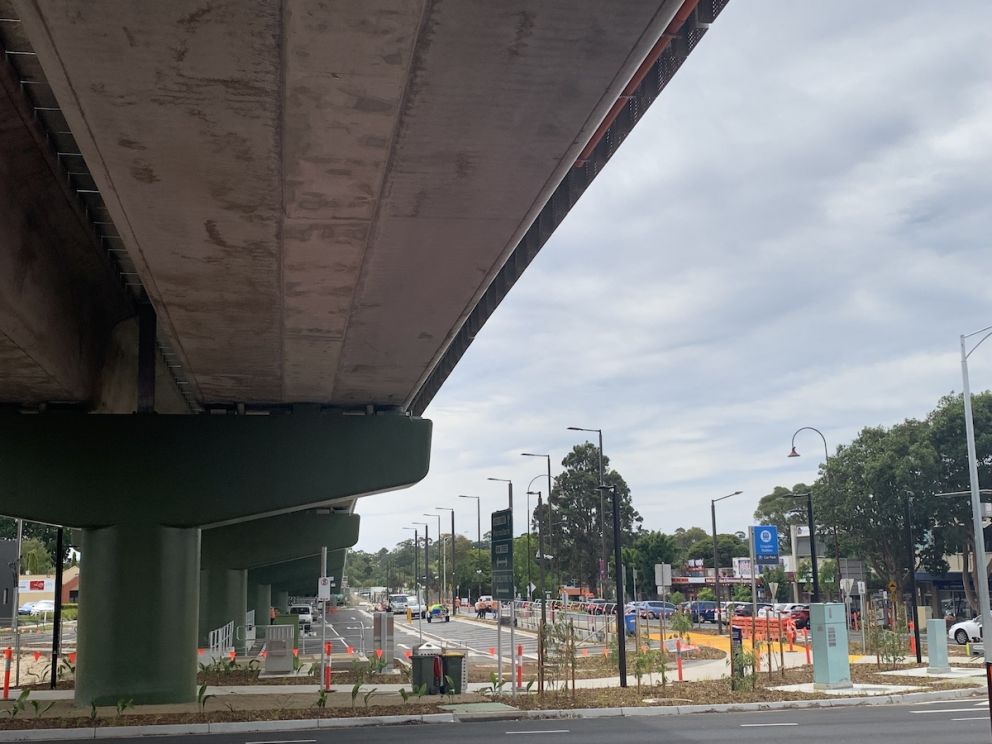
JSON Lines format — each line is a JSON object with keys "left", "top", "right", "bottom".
{"left": 625, "top": 531, "right": 676, "bottom": 599}
{"left": 697, "top": 587, "right": 715, "bottom": 601}
{"left": 671, "top": 527, "right": 708, "bottom": 561}
{"left": 20, "top": 537, "right": 54, "bottom": 575}
{"left": 753, "top": 485, "right": 814, "bottom": 554}
{"left": 546, "top": 443, "right": 642, "bottom": 594}
{"left": 686, "top": 533, "right": 748, "bottom": 568}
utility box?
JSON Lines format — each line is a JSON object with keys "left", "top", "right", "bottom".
{"left": 373, "top": 612, "right": 394, "bottom": 670}
{"left": 927, "top": 618, "right": 951, "bottom": 674}
{"left": 442, "top": 651, "right": 467, "bottom": 694}
{"left": 411, "top": 642, "right": 443, "bottom": 694}
{"left": 264, "top": 625, "right": 295, "bottom": 674}
{"left": 810, "top": 603, "right": 852, "bottom": 689}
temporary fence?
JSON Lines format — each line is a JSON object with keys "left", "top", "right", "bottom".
{"left": 207, "top": 620, "right": 234, "bottom": 661}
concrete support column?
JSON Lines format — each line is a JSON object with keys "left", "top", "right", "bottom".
{"left": 274, "top": 590, "right": 290, "bottom": 614}
{"left": 199, "top": 567, "right": 248, "bottom": 653}
{"left": 76, "top": 525, "right": 199, "bottom": 705}
{"left": 250, "top": 583, "right": 271, "bottom": 634}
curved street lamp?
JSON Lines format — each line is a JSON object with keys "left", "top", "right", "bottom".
{"left": 711, "top": 490, "right": 743, "bottom": 634}
{"left": 567, "top": 426, "right": 607, "bottom": 597}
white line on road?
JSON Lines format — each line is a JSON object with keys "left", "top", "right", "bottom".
{"left": 912, "top": 707, "right": 986, "bottom": 714}
{"left": 952, "top": 716, "right": 990, "bottom": 721}
{"left": 247, "top": 740, "right": 317, "bottom": 744}
{"left": 740, "top": 723, "right": 798, "bottom": 727}
{"left": 505, "top": 730, "right": 569, "bottom": 735}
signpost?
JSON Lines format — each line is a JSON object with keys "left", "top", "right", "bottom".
{"left": 753, "top": 526, "right": 779, "bottom": 566}
{"left": 491, "top": 509, "right": 513, "bottom": 691}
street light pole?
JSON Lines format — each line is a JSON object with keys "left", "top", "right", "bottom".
{"left": 789, "top": 426, "right": 842, "bottom": 592}
{"left": 782, "top": 492, "right": 820, "bottom": 603}
{"left": 424, "top": 513, "right": 443, "bottom": 605}
{"left": 568, "top": 426, "right": 607, "bottom": 598}
{"left": 458, "top": 495, "right": 481, "bottom": 547}
{"left": 437, "top": 507, "right": 456, "bottom": 613}
{"left": 711, "top": 490, "right": 743, "bottom": 634}
{"left": 413, "top": 521, "right": 429, "bottom": 606}
{"left": 904, "top": 494, "right": 922, "bottom": 664}
{"left": 960, "top": 324, "right": 992, "bottom": 734}
{"left": 488, "top": 477, "right": 516, "bottom": 696}
{"left": 598, "top": 485, "right": 626, "bottom": 687}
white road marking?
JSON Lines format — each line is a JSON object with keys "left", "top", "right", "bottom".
{"left": 952, "top": 716, "right": 989, "bottom": 721}
{"left": 740, "top": 723, "right": 798, "bottom": 727}
{"left": 505, "top": 730, "right": 569, "bottom": 735}
{"left": 247, "top": 740, "right": 317, "bottom": 744}
{"left": 912, "top": 707, "right": 986, "bottom": 714}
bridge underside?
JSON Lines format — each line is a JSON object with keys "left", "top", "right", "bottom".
{"left": 0, "top": 0, "right": 731, "bottom": 705}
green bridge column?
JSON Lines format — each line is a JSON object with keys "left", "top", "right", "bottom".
{"left": 250, "top": 582, "right": 271, "bottom": 641}
{"left": 274, "top": 590, "right": 289, "bottom": 614}
{"left": 76, "top": 525, "right": 199, "bottom": 706}
{"left": 200, "top": 567, "right": 248, "bottom": 654}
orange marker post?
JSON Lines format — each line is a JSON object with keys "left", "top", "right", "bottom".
{"left": 676, "top": 639, "right": 683, "bottom": 682}
{"left": 2, "top": 647, "right": 11, "bottom": 700}
{"left": 324, "top": 642, "right": 332, "bottom": 689}
{"left": 804, "top": 630, "right": 811, "bottom": 664}
{"left": 516, "top": 645, "right": 523, "bottom": 689}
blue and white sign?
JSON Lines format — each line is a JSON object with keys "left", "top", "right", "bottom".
{"left": 753, "top": 525, "right": 779, "bottom": 562}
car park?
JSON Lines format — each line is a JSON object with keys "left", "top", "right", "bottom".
{"left": 949, "top": 617, "right": 982, "bottom": 645}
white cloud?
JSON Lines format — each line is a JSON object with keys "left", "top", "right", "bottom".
{"left": 353, "top": 1, "right": 992, "bottom": 551}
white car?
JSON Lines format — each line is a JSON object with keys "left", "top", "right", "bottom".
{"left": 949, "top": 617, "right": 982, "bottom": 645}
{"left": 29, "top": 600, "right": 55, "bottom": 616}
{"left": 289, "top": 604, "right": 314, "bottom": 632}
{"left": 405, "top": 595, "right": 426, "bottom": 618}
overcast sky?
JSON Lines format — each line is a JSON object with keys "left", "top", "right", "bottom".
{"left": 353, "top": 1, "right": 992, "bottom": 552}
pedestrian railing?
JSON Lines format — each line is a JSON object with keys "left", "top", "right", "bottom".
{"left": 207, "top": 620, "right": 234, "bottom": 660}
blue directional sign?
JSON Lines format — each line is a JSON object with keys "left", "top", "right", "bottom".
{"left": 753, "top": 525, "right": 779, "bottom": 565}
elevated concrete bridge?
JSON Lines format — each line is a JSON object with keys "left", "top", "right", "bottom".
{"left": 0, "top": 0, "right": 730, "bottom": 703}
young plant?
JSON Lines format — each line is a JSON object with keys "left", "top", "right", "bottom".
{"left": 444, "top": 674, "right": 456, "bottom": 702}
{"left": 115, "top": 698, "right": 134, "bottom": 717}
{"left": 197, "top": 683, "right": 214, "bottom": 714}
{"left": 4, "top": 689, "right": 29, "bottom": 719}
{"left": 362, "top": 687, "right": 378, "bottom": 708}
{"left": 315, "top": 688, "right": 327, "bottom": 717}
{"left": 30, "top": 699, "right": 55, "bottom": 718}
{"left": 398, "top": 688, "right": 411, "bottom": 704}
{"left": 350, "top": 681, "right": 362, "bottom": 708}
{"left": 88, "top": 701, "right": 98, "bottom": 726}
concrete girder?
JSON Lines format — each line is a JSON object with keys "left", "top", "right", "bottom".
{"left": 198, "top": 511, "right": 359, "bottom": 647}
{"left": 0, "top": 412, "right": 430, "bottom": 527}
{"left": 201, "top": 511, "right": 359, "bottom": 570}
{"left": 18, "top": 0, "right": 686, "bottom": 407}
{"left": 248, "top": 552, "right": 345, "bottom": 594}
{"left": 0, "top": 50, "right": 129, "bottom": 403}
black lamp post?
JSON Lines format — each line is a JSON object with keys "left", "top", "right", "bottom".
{"left": 783, "top": 492, "right": 819, "bottom": 603}
{"left": 597, "top": 484, "right": 626, "bottom": 688}
{"left": 711, "top": 491, "right": 743, "bottom": 634}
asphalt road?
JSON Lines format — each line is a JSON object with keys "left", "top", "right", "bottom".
{"left": 65, "top": 695, "right": 992, "bottom": 744}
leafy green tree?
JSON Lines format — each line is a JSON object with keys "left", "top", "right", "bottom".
{"left": 20, "top": 537, "right": 54, "bottom": 575}
{"left": 697, "top": 587, "right": 715, "bottom": 601}
{"left": 544, "top": 443, "right": 642, "bottom": 594}
{"left": 761, "top": 565, "right": 789, "bottom": 602}
{"left": 624, "top": 530, "right": 676, "bottom": 599}
{"left": 752, "top": 485, "right": 814, "bottom": 554}
{"left": 685, "top": 534, "right": 748, "bottom": 568}
{"left": 671, "top": 527, "right": 708, "bottom": 562}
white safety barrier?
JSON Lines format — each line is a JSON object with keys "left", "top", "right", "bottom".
{"left": 207, "top": 620, "right": 234, "bottom": 660}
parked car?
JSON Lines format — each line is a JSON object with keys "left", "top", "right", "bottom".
{"left": 29, "top": 600, "right": 55, "bottom": 616}
{"left": 585, "top": 598, "right": 610, "bottom": 614}
{"left": 388, "top": 594, "right": 409, "bottom": 613}
{"left": 426, "top": 603, "right": 450, "bottom": 623}
{"left": 686, "top": 600, "right": 717, "bottom": 622}
{"left": 17, "top": 602, "right": 35, "bottom": 615}
{"left": 405, "top": 595, "right": 426, "bottom": 618}
{"left": 289, "top": 603, "right": 313, "bottom": 633}
{"left": 734, "top": 603, "right": 774, "bottom": 617}
{"left": 639, "top": 601, "right": 677, "bottom": 619}
{"left": 949, "top": 617, "right": 982, "bottom": 645}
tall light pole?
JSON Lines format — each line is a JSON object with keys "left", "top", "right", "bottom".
{"left": 522, "top": 452, "right": 553, "bottom": 695}
{"left": 403, "top": 527, "right": 423, "bottom": 641}
{"left": 568, "top": 426, "right": 607, "bottom": 598}
{"left": 711, "top": 490, "right": 743, "bottom": 634}
{"left": 597, "top": 484, "right": 626, "bottom": 687}
{"left": 789, "top": 426, "right": 842, "bottom": 591}
{"left": 424, "top": 513, "right": 443, "bottom": 605}
{"left": 903, "top": 492, "right": 922, "bottom": 664}
{"left": 412, "top": 521, "right": 429, "bottom": 605}
{"left": 960, "top": 323, "right": 992, "bottom": 734}
{"left": 437, "top": 507, "right": 456, "bottom": 613}
{"left": 459, "top": 495, "right": 481, "bottom": 547}
{"left": 782, "top": 492, "right": 819, "bottom": 603}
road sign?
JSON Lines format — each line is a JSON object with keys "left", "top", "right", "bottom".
{"left": 887, "top": 580, "right": 897, "bottom": 593}
{"left": 857, "top": 580, "right": 866, "bottom": 596}
{"left": 840, "top": 577, "right": 854, "bottom": 597}
{"left": 491, "top": 509, "right": 514, "bottom": 600}
{"left": 753, "top": 525, "right": 779, "bottom": 565}
{"left": 654, "top": 563, "right": 672, "bottom": 588}
{"left": 318, "top": 576, "right": 333, "bottom": 601}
